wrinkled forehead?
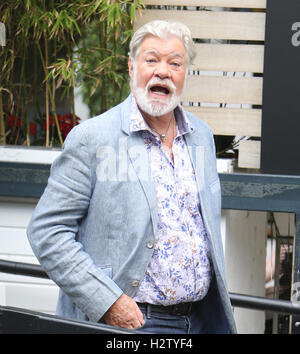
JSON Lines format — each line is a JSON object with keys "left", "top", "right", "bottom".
{"left": 136, "top": 34, "right": 187, "bottom": 61}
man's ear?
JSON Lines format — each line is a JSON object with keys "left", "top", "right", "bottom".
{"left": 128, "top": 57, "right": 134, "bottom": 80}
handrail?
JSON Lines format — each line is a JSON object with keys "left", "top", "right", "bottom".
{"left": 0, "top": 305, "right": 138, "bottom": 334}
{"left": 229, "top": 292, "right": 300, "bottom": 315}
{"left": 1, "top": 259, "right": 300, "bottom": 316}
{"left": 0, "top": 259, "right": 49, "bottom": 279}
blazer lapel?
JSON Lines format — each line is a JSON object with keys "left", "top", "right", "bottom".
{"left": 184, "top": 131, "right": 206, "bottom": 193}
{"left": 185, "top": 131, "right": 216, "bottom": 246}
{"left": 126, "top": 132, "right": 158, "bottom": 237}
{"left": 120, "top": 95, "right": 158, "bottom": 236}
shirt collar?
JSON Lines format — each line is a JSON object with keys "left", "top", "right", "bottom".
{"left": 129, "top": 96, "right": 193, "bottom": 137}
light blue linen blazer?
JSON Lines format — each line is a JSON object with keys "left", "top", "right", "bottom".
{"left": 27, "top": 95, "right": 236, "bottom": 333}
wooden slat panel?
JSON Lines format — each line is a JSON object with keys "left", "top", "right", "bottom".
{"left": 193, "top": 43, "right": 264, "bottom": 73}
{"left": 135, "top": 5, "right": 266, "bottom": 170}
{"left": 142, "top": 0, "right": 266, "bottom": 9}
{"left": 182, "top": 75, "right": 263, "bottom": 105}
{"left": 135, "top": 10, "right": 266, "bottom": 41}
{"left": 238, "top": 140, "right": 261, "bottom": 169}
{"left": 184, "top": 107, "right": 261, "bottom": 136}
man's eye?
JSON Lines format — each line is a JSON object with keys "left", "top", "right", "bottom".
{"left": 146, "top": 59, "right": 156, "bottom": 63}
{"left": 171, "top": 62, "right": 181, "bottom": 67}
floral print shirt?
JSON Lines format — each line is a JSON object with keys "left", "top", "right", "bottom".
{"left": 130, "top": 98, "right": 212, "bottom": 305}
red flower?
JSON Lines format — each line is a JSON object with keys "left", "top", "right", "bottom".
{"left": 60, "top": 113, "right": 80, "bottom": 138}
{"left": 29, "top": 122, "right": 37, "bottom": 136}
{"left": 6, "top": 114, "right": 21, "bottom": 128}
{"left": 43, "top": 114, "right": 64, "bottom": 129}
{"left": 42, "top": 113, "right": 80, "bottom": 139}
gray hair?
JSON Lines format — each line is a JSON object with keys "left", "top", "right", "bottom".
{"left": 129, "top": 20, "right": 196, "bottom": 66}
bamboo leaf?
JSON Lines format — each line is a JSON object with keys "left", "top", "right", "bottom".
{"left": 130, "top": 4, "right": 136, "bottom": 22}
{"left": 1, "top": 0, "right": 142, "bottom": 144}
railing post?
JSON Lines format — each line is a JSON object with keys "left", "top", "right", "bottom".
{"left": 291, "top": 213, "right": 300, "bottom": 333}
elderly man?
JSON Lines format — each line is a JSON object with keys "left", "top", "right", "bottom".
{"left": 27, "top": 20, "right": 236, "bottom": 334}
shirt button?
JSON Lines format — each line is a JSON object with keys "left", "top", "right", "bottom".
{"left": 132, "top": 280, "right": 140, "bottom": 287}
{"left": 146, "top": 241, "right": 153, "bottom": 249}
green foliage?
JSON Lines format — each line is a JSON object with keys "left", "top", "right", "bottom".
{"left": 78, "top": 18, "right": 132, "bottom": 116}
{"left": 0, "top": 0, "right": 144, "bottom": 146}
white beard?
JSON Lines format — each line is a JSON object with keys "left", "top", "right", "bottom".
{"left": 131, "top": 72, "right": 181, "bottom": 117}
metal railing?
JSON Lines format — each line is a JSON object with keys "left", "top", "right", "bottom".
{"left": 2, "top": 164, "right": 300, "bottom": 332}
{"left": 0, "top": 305, "right": 137, "bottom": 334}
{"left": 1, "top": 259, "right": 300, "bottom": 317}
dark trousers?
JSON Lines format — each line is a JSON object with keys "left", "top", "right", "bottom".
{"left": 136, "top": 302, "right": 205, "bottom": 334}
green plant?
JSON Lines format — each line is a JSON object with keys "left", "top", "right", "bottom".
{"left": 0, "top": 0, "right": 144, "bottom": 147}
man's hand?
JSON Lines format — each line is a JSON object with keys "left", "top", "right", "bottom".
{"left": 103, "top": 293, "right": 144, "bottom": 329}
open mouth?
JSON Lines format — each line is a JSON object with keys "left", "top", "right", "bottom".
{"left": 149, "top": 85, "right": 170, "bottom": 95}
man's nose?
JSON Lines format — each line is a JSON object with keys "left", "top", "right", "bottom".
{"left": 154, "top": 61, "right": 170, "bottom": 79}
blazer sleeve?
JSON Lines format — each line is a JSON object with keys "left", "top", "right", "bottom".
{"left": 27, "top": 124, "right": 123, "bottom": 322}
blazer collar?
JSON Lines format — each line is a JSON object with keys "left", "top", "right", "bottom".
{"left": 120, "top": 94, "right": 133, "bottom": 136}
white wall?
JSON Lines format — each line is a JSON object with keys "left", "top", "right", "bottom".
{"left": 0, "top": 200, "right": 59, "bottom": 314}
{"left": 223, "top": 209, "right": 267, "bottom": 334}
{"left": 74, "top": 86, "right": 90, "bottom": 121}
